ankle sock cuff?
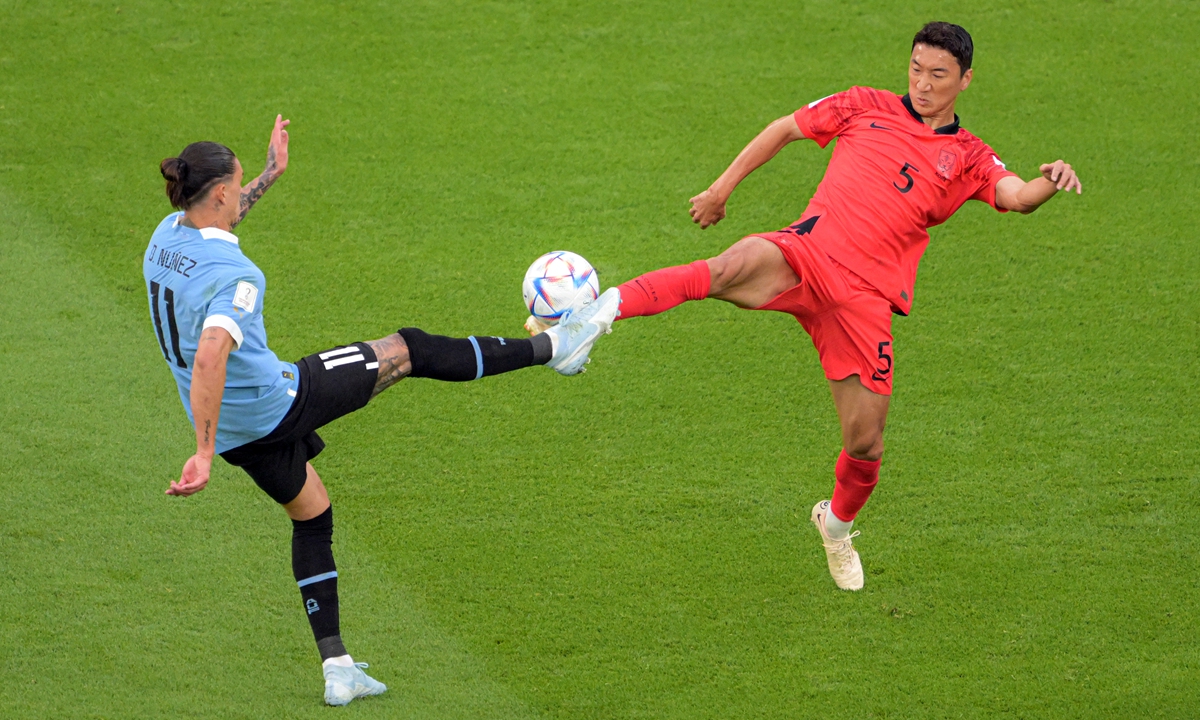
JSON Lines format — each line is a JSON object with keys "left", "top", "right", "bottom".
{"left": 317, "top": 635, "right": 348, "bottom": 661}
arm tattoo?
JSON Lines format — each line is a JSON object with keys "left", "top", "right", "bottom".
{"left": 235, "top": 146, "right": 279, "bottom": 226}
{"left": 203, "top": 419, "right": 211, "bottom": 445}
{"left": 366, "top": 334, "right": 412, "bottom": 398}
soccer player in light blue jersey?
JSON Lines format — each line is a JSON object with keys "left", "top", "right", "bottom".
{"left": 145, "top": 116, "right": 620, "bottom": 706}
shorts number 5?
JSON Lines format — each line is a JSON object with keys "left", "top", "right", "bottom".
{"left": 871, "top": 341, "right": 892, "bottom": 382}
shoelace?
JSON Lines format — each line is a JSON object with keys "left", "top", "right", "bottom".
{"left": 822, "top": 530, "right": 861, "bottom": 571}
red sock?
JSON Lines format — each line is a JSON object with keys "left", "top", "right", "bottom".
{"left": 830, "top": 449, "right": 881, "bottom": 521}
{"left": 615, "top": 260, "right": 711, "bottom": 320}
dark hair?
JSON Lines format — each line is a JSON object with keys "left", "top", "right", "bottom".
{"left": 912, "top": 21, "right": 973, "bottom": 74}
{"left": 159, "top": 141, "right": 237, "bottom": 210}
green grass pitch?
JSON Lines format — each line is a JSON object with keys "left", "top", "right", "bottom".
{"left": 1, "top": 0, "right": 1198, "bottom": 717}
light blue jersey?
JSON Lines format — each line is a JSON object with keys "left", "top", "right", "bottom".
{"left": 143, "top": 212, "right": 299, "bottom": 453}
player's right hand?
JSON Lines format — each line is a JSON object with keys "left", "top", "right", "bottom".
{"left": 168, "top": 454, "right": 212, "bottom": 497}
{"left": 689, "top": 188, "right": 727, "bottom": 229}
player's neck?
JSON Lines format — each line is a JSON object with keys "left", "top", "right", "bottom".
{"left": 922, "top": 103, "right": 956, "bottom": 130}
{"left": 902, "top": 93, "right": 959, "bottom": 133}
{"left": 182, "top": 208, "right": 233, "bottom": 233}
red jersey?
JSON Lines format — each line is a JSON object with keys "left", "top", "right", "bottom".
{"left": 791, "top": 86, "right": 1017, "bottom": 315}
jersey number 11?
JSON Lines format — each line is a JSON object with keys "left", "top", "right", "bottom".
{"left": 150, "top": 281, "right": 187, "bottom": 369}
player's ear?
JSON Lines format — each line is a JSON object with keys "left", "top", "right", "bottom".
{"left": 214, "top": 177, "right": 232, "bottom": 207}
{"left": 959, "top": 67, "right": 973, "bottom": 91}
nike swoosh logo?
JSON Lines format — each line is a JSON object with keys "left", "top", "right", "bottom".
{"left": 869, "top": 122, "right": 892, "bottom": 130}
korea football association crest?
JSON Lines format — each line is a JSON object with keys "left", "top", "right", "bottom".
{"left": 937, "top": 148, "right": 958, "bottom": 180}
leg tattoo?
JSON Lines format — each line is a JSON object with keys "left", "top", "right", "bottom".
{"left": 366, "top": 333, "right": 412, "bottom": 398}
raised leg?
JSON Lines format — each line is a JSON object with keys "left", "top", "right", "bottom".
{"left": 706, "top": 236, "right": 800, "bottom": 308}
{"left": 615, "top": 235, "right": 799, "bottom": 319}
{"left": 363, "top": 328, "right": 553, "bottom": 398}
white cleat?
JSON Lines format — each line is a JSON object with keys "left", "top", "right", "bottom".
{"left": 811, "top": 500, "right": 864, "bottom": 591}
{"left": 324, "top": 660, "right": 387, "bottom": 707}
{"left": 544, "top": 287, "right": 620, "bottom": 376}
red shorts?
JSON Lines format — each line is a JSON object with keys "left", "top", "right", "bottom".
{"left": 752, "top": 231, "right": 895, "bottom": 395}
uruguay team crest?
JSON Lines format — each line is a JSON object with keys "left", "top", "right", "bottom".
{"left": 937, "top": 148, "right": 958, "bottom": 179}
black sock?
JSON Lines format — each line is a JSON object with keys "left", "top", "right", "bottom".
{"left": 398, "top": 328, "right": 552, "bottom": 381}
{"left": 292, "top": 505, "right": 346, "bottom": 660}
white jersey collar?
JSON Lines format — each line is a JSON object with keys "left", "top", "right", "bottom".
{"left": 198, "top": 226, "right": 240, "bottom": 245}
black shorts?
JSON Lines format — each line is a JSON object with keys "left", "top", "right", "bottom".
{"left": 220, "top": 342, "right": 379, "bottom": 504}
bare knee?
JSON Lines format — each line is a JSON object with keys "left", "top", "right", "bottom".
{"left": 842, "top": 411, "right": 886, "bottom": 460}
{"left": 709, "top": 236, "right": 774, "bottom": 293}
{"left": 283, "top": 463, "right": 331, "bottom": 521}
{"left": 844, "top": 432, "right": 884, "bottom": 462}
{"left": 708, "top": 237, "right": 797, "bottom": 302}
{"left": 706, "top": 249, "right": 741, "bottom": 296}
{"left": 829, "top": 376, "right": 889, "bottom": 462}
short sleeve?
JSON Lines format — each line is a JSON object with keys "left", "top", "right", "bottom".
{"left": 202, "top": 275, "right": 262, "bottom": 350}
{"left": 793, "top": 87, "right": 871, "bottom": 148}
{"left": 967, "top": 143, "right": 1020, "bottom": 211}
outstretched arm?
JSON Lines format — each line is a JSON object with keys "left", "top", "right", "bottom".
{"left": 168, "top": 326, "right": 235, "bottom": 497}
{"left": 235, "top": 114, "right": 290, "bottom": 226}
{"left": 689, "top": 115, "right": 808, "bottom": 229}
{"left": 995, "top": 159, "right": 1082, "bottom": 214}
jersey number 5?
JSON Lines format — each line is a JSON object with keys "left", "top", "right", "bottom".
{"left": 893, "top": 163, "right": 919, "bottom": 194}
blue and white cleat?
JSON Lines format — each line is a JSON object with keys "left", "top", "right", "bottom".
{"left": 544, "top": 287, "right": 620, "bottom": 376}
{"left": 324, "top": 659, "right": 387, "bottom": 707}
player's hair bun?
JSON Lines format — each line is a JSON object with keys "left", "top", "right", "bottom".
{"left": 159, "top": 142, "right": 236, "bottom": 210}
{"left": 160, "top": 157, "right": 187, "bottom": 183}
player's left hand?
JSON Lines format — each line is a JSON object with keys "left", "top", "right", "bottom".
{"left": 265, "top": 114, "right": 290, "bottom": 180}
{"left": 168, "top": 453, "right": 212, "bottom": 497}
{"left": 1039, "top": 159, "right": 1082, "bottom": 194}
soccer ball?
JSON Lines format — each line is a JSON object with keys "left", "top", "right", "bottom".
{"left": 522, "top": 251, "right": 600, "bottom": 325}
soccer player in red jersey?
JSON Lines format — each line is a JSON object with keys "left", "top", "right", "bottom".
{"left": 611, "top": 22, "right": 1082, "bottom": 589}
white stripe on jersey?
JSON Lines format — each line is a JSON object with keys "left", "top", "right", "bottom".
{"left": 323, "top": 354, "right": 365, "bottom": 370}
{"left": 365, "top": 362, "right": 379, "bottom": 370}
{"left": 202, "top": 314, "right": 245, "bottom": 350}
{"left": 319, "top": 346, "right": 361, "bottom": 361}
